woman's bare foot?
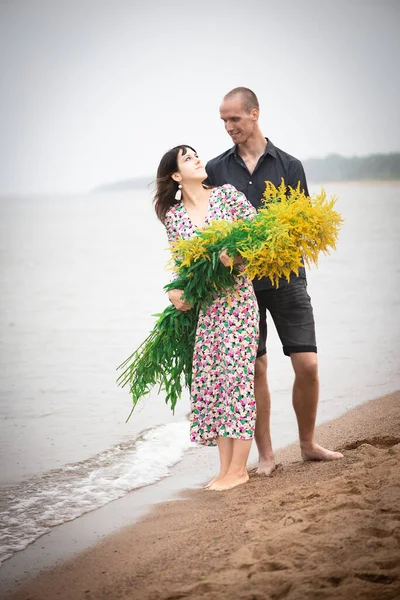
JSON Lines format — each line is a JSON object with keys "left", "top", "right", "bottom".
{"left": 204, "top": 476, "right": 219, "bottom": 489}
{"left": 208, "top": 471, "right": 249, "bottom": 491}
{"left": 204, "top": 469, "right": 229, "bottom": 489}
{"left": 255, "top": 454, "right": 276, "bottom": 476}
{"left": 301, "top": 442, "right": 344, "bottom": 461}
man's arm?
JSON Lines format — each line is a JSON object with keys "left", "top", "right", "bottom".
{"left": 287, "top": 159, "right": 309, "bottom": 196}
{"left": 204, "top": 160, "right": 216, "bottom": 187}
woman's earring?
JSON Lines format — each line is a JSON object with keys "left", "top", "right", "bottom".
{"left": 175, "top": 184, "right": 182, "bottom": 201}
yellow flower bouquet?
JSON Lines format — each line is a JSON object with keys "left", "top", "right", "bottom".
{"left": 117, "top": 182, "right": 343, "bottom": 419}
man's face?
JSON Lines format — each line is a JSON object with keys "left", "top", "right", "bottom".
{"left": 219, "top": 96, "right": 258, "bottom": 145}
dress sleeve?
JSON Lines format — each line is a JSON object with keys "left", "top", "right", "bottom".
{"left": 222, "top": 184, "right": 257, "bottom": 220}
{"left": 164, "top": 210, "right": 179, "bottom": 244}
{"left": 164, "top": 210, "right": 180, "bottom": 282}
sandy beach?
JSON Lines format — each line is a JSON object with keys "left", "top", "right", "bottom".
{"left": 3, "top": 391, "right": 398, "bottom": 600}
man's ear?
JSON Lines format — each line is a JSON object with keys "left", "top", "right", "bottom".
{"left": 252, "top": 108, "right": 259, "bottom": 121}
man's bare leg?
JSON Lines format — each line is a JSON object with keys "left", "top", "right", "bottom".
{"left": 254, "top": 355, "right": 276, "bottom": 475}
{"left": 205, "top": 435, "right": 233, "bottom": 488}
{"left": 291, "top": 352, "right": 343, "bottom": 461}
{"left": 209, "top": 438, "right": 252, "bottom": 491}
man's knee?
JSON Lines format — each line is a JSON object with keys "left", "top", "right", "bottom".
{"left": 291, "top": 353, "right": 318, "bottom": 382}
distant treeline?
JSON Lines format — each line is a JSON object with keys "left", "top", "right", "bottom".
{"left": 94, "top": 153, "right": 400, "bottom": 192}
{"left": 303, "top": 153, "right": 400, "bottom": 183}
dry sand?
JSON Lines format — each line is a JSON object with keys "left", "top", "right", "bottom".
{"left": 6, "top": 392, "right": 400, "bottom": 600}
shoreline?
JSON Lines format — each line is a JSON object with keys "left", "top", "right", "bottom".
{"left": 2, "top": 391, "right": 400, "bottom": 600}
{"left": 310, "top": 179, "right": 400, "bottom": 187}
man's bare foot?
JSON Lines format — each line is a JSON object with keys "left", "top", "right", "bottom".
{"left": 301, "top": 442, "right": 344, "bottom": 462}
{"left": 208, "top": 471, "right": 249, "bottom": 491}
{"left": 255, "top": 454, "right": 276, "bottom": 476}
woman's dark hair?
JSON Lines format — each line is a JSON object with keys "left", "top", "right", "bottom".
{"left": 154, "top": 145, "right": 197, "bottom": 223}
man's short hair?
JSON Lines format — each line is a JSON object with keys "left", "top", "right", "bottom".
{"left": 223, "top": 87, "right": 259, "bottom": 113}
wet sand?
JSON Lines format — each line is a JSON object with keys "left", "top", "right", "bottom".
{"left": 5, "top": 391, "right": 400, "bottom": 600}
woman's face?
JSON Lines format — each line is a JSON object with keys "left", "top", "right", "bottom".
{"left": 174, "top": 147, "right": 207, "bottom": 184}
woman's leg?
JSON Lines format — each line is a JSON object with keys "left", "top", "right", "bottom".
{"left": 205, "top": 435, "right": 233, "bottom": 488}
{"left": 208, "top": 438, "right": 252, "bottom": 491}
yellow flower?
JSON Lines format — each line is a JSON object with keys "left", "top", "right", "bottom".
{"left": 168, "top": 181, "right": 343, "bottom": 288}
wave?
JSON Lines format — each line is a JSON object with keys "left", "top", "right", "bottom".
{"left": 0, "top": 421, "right": 191, "bottom": 565}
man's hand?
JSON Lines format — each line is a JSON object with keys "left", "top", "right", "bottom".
{"left": 168, "top": 289, "right": 191, "bottom": 311}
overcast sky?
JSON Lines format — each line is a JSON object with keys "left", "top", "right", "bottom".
{"left": 0, "top": 0, "right": 399, "bottom": 194}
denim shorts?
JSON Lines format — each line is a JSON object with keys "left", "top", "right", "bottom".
{"left": 255, "top": 278, "right": 317, "bottom": 357}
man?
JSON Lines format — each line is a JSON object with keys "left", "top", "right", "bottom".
{"left": 206, "top": 87, "right": 343, "bottom": 474}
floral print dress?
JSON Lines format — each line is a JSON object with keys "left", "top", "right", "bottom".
{"left": 164, "top": 184, "right": 259, "bottom": 446}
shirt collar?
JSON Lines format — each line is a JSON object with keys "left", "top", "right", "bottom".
{"left": 229, "top": 137, "right": 277, "bottom": 159}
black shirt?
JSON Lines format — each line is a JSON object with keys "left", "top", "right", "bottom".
{"left": 205, "top": 138, "right": 309, "bottom": 290}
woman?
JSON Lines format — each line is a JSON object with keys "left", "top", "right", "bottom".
{"left": 154, "top": 145, "right": 259, "bottom": 491}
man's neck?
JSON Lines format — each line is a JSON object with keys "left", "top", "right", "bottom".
{"left": 237, "top": 132, "right": 267, "bottom": 159}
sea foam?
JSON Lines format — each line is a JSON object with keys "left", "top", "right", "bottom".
{"left": 0, "top": 420, "right": 191, "bottom": 564}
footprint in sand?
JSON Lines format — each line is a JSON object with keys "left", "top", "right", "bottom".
{"left": 343, "top": 435, "right": 400, "bottom": 450}
{"left": 357, "top": 526, "right": 393, "bottom": 539}
{"left": 355, "top": 572, "right": 395, "bottom": 585}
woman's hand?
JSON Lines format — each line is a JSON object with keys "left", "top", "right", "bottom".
{"left": 219, "top": 249, "right": 243, "bottom": 267}
{"left": 168, "top": 289, "right": 191, "bottom": 311}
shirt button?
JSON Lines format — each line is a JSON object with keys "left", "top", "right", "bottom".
{"left": 249, "top": 181, "right": 252, "bottom": 184}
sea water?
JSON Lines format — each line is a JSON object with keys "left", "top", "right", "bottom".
{"left": 0, "top": 183, "right": 399, "bottom": 565}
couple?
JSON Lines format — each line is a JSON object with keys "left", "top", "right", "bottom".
{"left": 154, "top": 87, "right": 343, "bottom": 492}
